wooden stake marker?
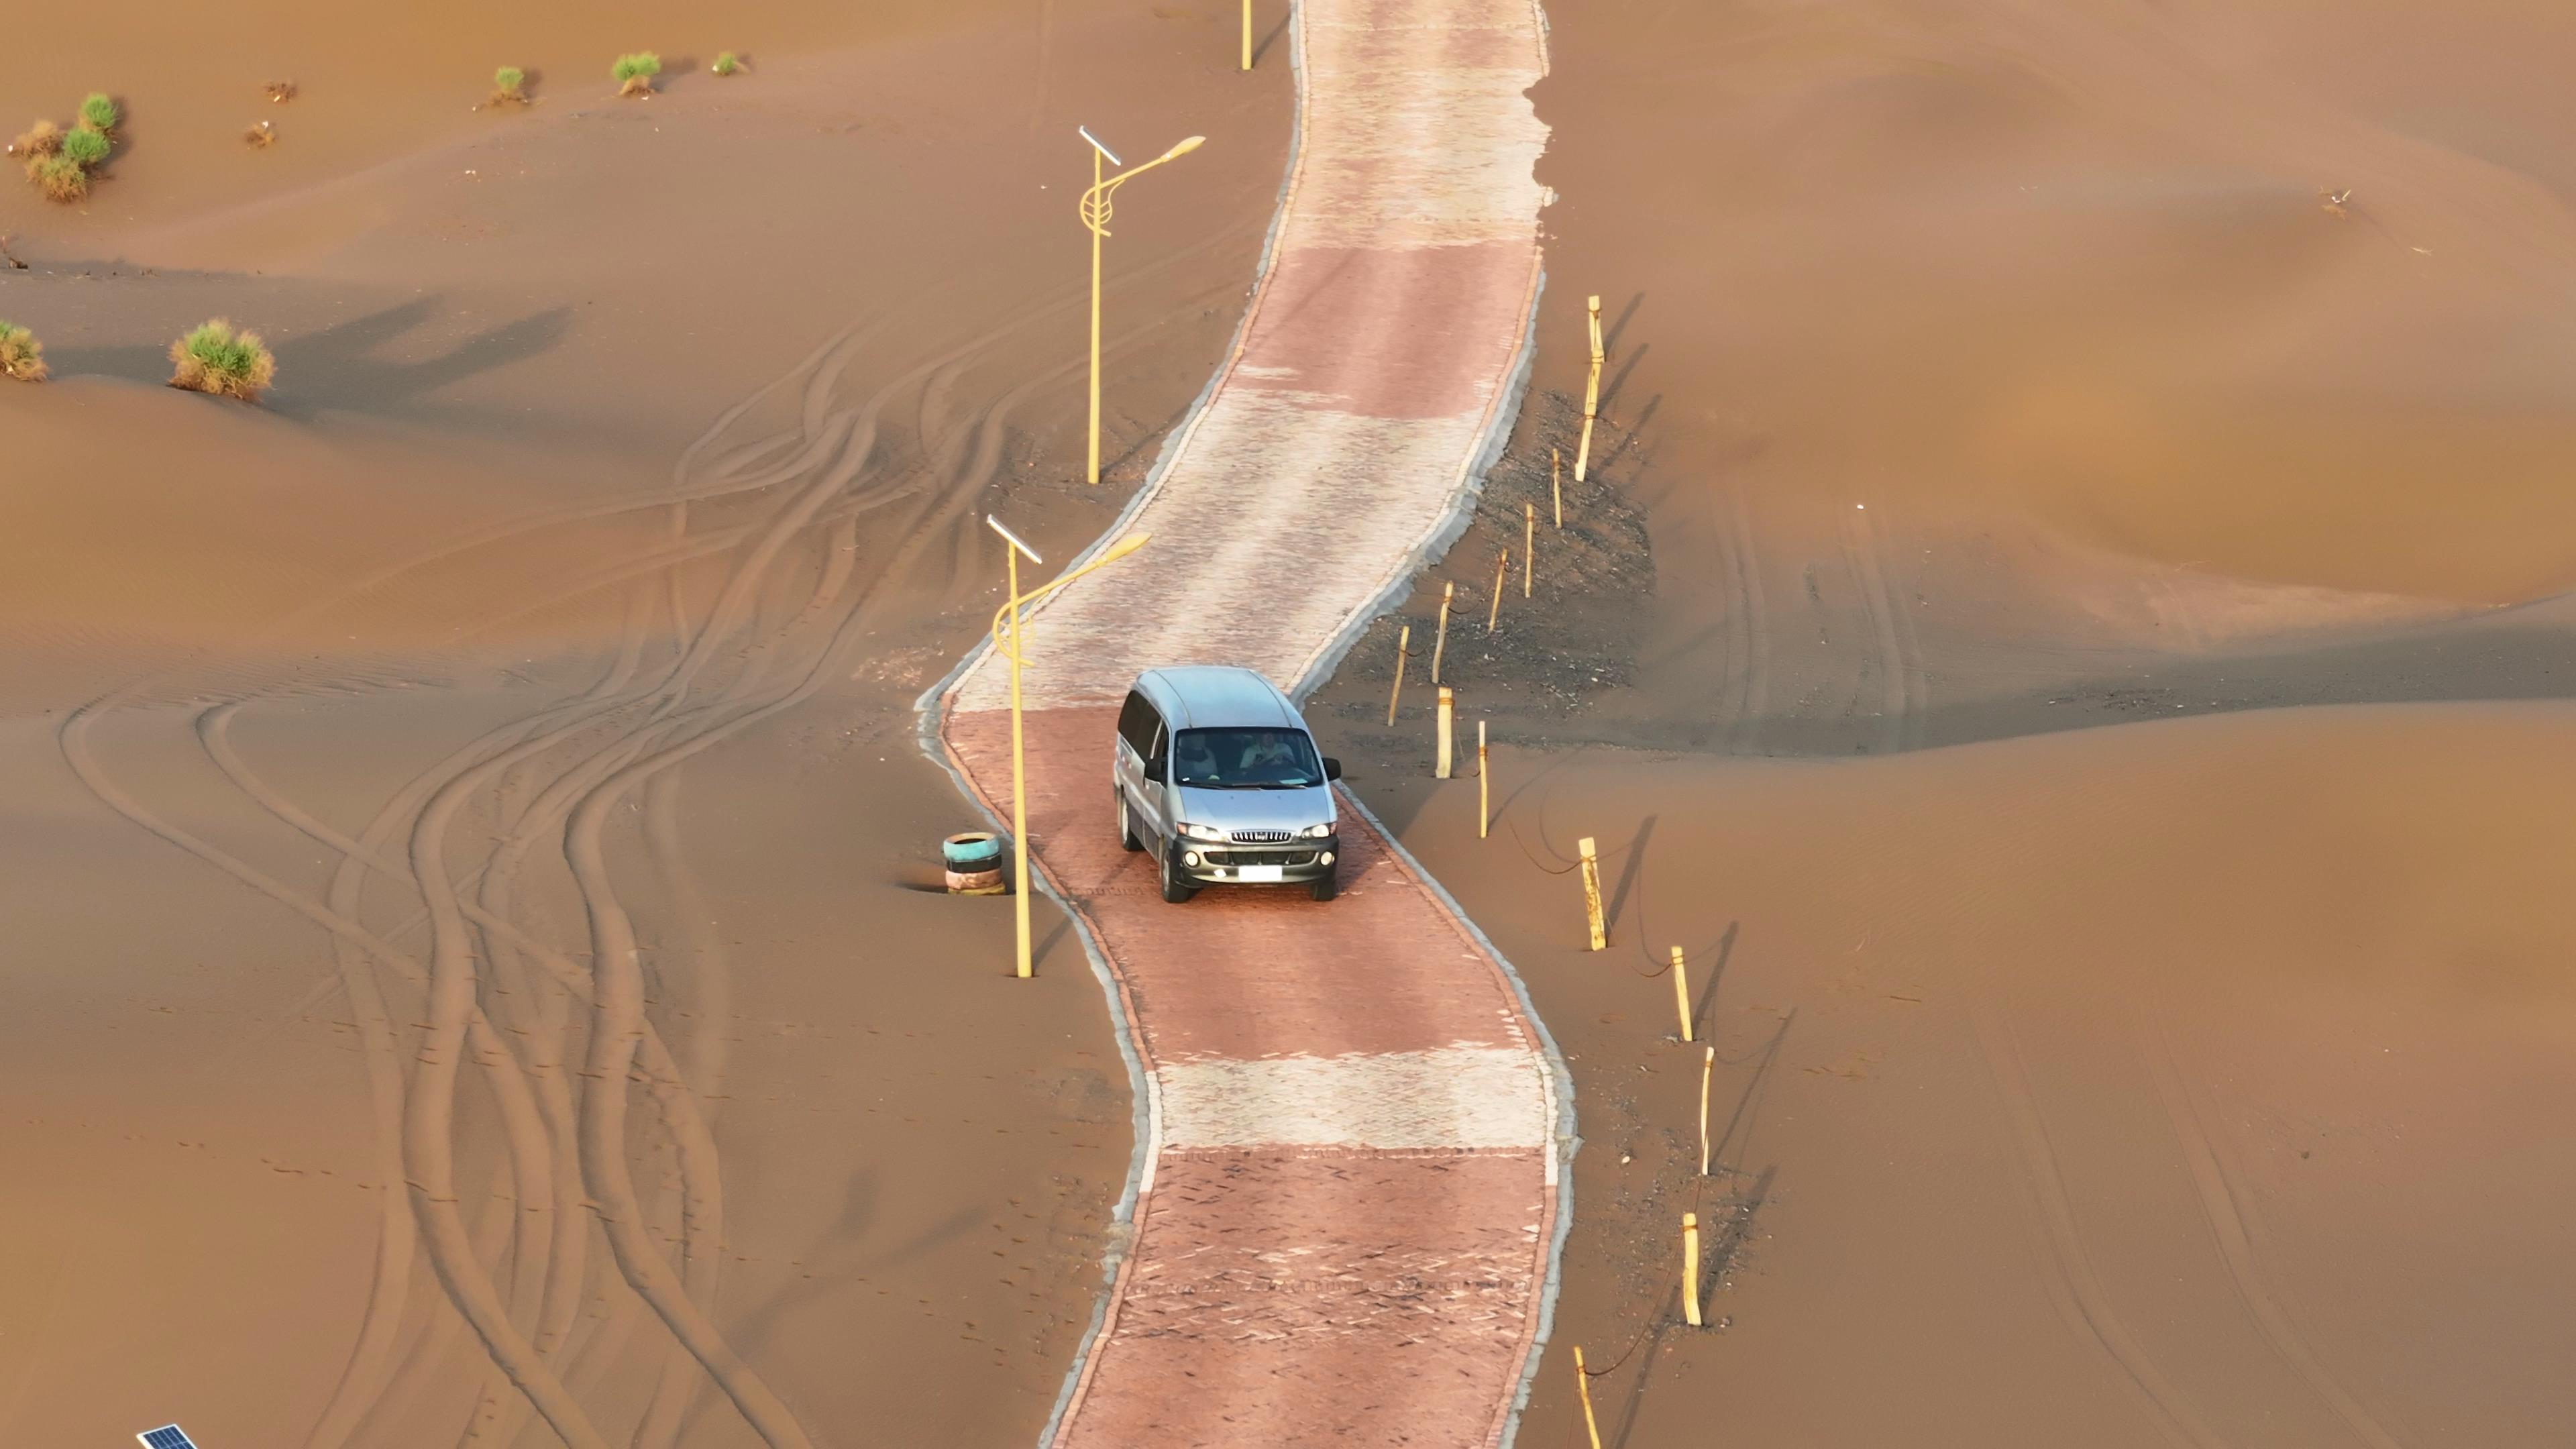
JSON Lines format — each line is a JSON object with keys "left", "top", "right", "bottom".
{"left": 1574, "top": 1346, "right": 1603, "bottom": 1449}
{"left": 1436, "top": 687, "right": 1454, "bottom": 780}
{"left": 1431, "top": 580, "right": 1453, "bottom": 684}
{"left": 1574, "top": 293, "right": 1604, "bottom": 482}
{"left": 1487, "top": 549, "right": 1508, "bottom": 632}
{"left": 1385, "top": 623, "right": 1409, "bottom": 726}
{"left": 1523, "top": 502, "right": 1536, "bottom": 597}
{"left": 1670, "top": 945, "right": 1693, "bottom": 1042}
{"left": 1578, "top": 836, "right": 1605, "bottom": 951}
{"left": 1682, "top": 1212, "right": 1704, "bottom": 1328}
{"left": 1477, "top": 720, "right": 1490, "bottom": 840}
{"left": 1552, "top": 446, "right": 1564, "bottom": 527}
{"left": 1698, "top": 1043, "right": 1715, "bottom": 1176}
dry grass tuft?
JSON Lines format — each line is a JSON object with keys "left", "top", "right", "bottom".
{"left": 264, "top": 80, "right": 297, "bottom": 104}
{"left": 244, "top": 121, "right": 276, "bottom": 149}
{"left": 0, "top": 320, "right": 46, "bottom": 382}
{"left": 11, "top": 119, "right": 63, "bottom": 164}
{"left": 34, "top": 154, "right": 87, "bottom": 202}
{"left": 168, "top": 319, "right": 276, "bottom": 402}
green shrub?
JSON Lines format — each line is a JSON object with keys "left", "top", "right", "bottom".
{"left": 612, "top": 52, "right": 661, "bottom": 95}
{"left": 79, "top": 93, "right": 119, "bottom": 133}
{"left": 0, "top": 321, "right": 46, "bottom": 382}
{"left": 712, "top": 51, "right": 741, "bottom": 76}
{"left": 492, "top": 65, "right": 527, "bottom": 103}
{"left": 61, "top": 125, "right": 109, "bottom": 168}
{"left": 168, "top": 319, "right": 276, "bottom": 402}
{"left": 34, "top": 153, "right": 87, "bottom": 201}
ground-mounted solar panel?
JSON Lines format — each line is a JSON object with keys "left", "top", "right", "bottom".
{"left": 138, "top": 1426, "right": 199, "bottom": 1449}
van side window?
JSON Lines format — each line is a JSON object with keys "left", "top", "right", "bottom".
{"left": 1116, "top": 691, "right": 1162, "bottom": 757}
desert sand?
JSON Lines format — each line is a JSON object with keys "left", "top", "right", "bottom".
{"left": 1305, "top": 0, "right": 2576, "bottom": 1444}
{"left": 3, "top": 4, "right": 1287, "bottom": 1445}
{"left": 12, "top": 0, "right": 2576, "bottom": 1444}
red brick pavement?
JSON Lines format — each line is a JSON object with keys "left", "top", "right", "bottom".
{"left": 924, "top": 2, "right": 1561, "bottom": 1443}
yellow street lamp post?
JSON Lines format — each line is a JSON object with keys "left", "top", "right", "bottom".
{"left": 985, "top": 518, "right": 1152, "bottom": 978}
{"left": 1079, "top": 127, "right": 1205, "bottom": 485}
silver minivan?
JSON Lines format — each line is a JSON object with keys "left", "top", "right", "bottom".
{"left": 1111, "top": 665, "right": 1344, "bottom": 902}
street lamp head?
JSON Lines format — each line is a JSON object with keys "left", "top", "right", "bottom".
{"left": 1077, "top": 125, "right": 1124, "bottom": 167}
{"left": 985, "top": 513, "right": 1044, "bottom": 565}
{"left": 1160, "top": 136, "right": 1207, "bottom": 162}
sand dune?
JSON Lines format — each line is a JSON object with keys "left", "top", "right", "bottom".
{"left": 1306, "top": 1, "right": 2576, "bottom": 1444}
{"left": 1532, "top": 0, "right": 2576, "bottom": 613}
{"left": 13, "top": 0, "right": 2576, "bottom": 1443}
{"left": 1345, "top": 702, "right": 2576, "bottom": 1446}
{"left": 1, "top": 5, "right": 1291, "bottom": 1445}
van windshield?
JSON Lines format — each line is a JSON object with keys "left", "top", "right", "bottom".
{"left": 1169, "top": 727, "right": 1324, "bottom": 790}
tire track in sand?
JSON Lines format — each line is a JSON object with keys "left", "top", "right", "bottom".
{"left": 2139, "top": 1017, "right": 2412, "bottom": 1449}
{"left": 1973, "top": 1007, "right": 2230, "bottom": 1449}
{"left": 1718, "top": 487, "right": 1770, "bottom": 753}
{"left": 72, "top": 190, "right": 1255, "bottom": 1447}
{"left": 1839, "top": 503, "right": 1925, "bottom": 753}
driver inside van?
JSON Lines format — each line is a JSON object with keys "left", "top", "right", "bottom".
{"left": 1239, "top": 733, "right": 1296, "bottom": 771}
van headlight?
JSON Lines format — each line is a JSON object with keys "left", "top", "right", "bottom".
{"left": 1303, "top": 822, "right": 1334, "bottom": 838}
{"left": 1178, "top": 822, "right": 1226, "bottom": 843}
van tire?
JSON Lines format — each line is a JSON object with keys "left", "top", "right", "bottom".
{"left": 1159, "top": 847, "right": 1197, "bottom": 904}
{"left": 1309, "top": 868, "right": 1338, "bottom": 902}
{"left": 1117, "top": 791, "right": 1144, "bottom": 852}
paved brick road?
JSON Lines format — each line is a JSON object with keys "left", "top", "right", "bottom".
{"left": 930, "top": 4, "right": 1564, "bottom": 1444}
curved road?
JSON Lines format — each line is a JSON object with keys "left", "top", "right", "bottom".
{"left": 929, "top": 1, "right": 1567, "bottom": 1444}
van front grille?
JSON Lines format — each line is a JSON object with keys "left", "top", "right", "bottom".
{"left": 1205, "top": 848, "right": 1319, "bottom": 867}
{"left": 1228, "top": 828, "right": 1295, "bottom": 844}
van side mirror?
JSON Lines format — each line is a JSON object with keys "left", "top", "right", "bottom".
{"left": 1322, "top": 757, "right": 1342, "bottom": 782}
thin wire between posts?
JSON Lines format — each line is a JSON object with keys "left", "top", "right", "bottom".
{"left": 1495, "top": 785, "right": 1638, "bottom": 877}
{"left": 1501, "top": 811, "right": 1582, "bottom": 876}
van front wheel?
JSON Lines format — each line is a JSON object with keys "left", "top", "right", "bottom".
{"left": 1159, "top": 847, "right": 1197, "bottom": 904}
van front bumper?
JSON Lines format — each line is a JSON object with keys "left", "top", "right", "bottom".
{"left": 1175, "top": 837, "right": 1340, "bottom": 884}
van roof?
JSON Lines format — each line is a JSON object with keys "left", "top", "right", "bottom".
{"left": 1138, "top": 665, "right": 1299, "bottom": 731}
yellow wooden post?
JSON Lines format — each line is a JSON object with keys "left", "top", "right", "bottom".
{"left": 1487, "top": 549, "right": 1508, "bottom": 632}
{"left": 1682, "top": 1212, "right": 1704, "bottom": 1328}
{"left": 1574, "top": 294, "right": 1604, "bottom": 482}
{"left": 1385, "top": 623, "right": 1409, "bottom": 726}
{"left": 1432, "top": 580, "right": 1453, "bottom": 684}
{"left": 1436, "top": 687, "right": 1454, "bottom": 780}
{"left": 1477, "top": 720, "right": 1489, "bottom": 840}
{"left": 1670, "top": 945, "right": 1692, "bottom": 1042}
{"left": 1573, "top": 1346, "right": 1603, "bottom": 1449}
{"left": 1240, "top": 0, "right": 1252, "bottom": 70}
{"left": 1698, "top": 1043, "right": 1715, "bottom": 1175}
{"left": 1523, "top": 502, "right": 1536, "bottom": 598}
{"left": 1578, "top": 836, "right": 1605, "bottom": 951}
{"left": 1552, "top": 446, "right": 1564, "bottom": 527}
